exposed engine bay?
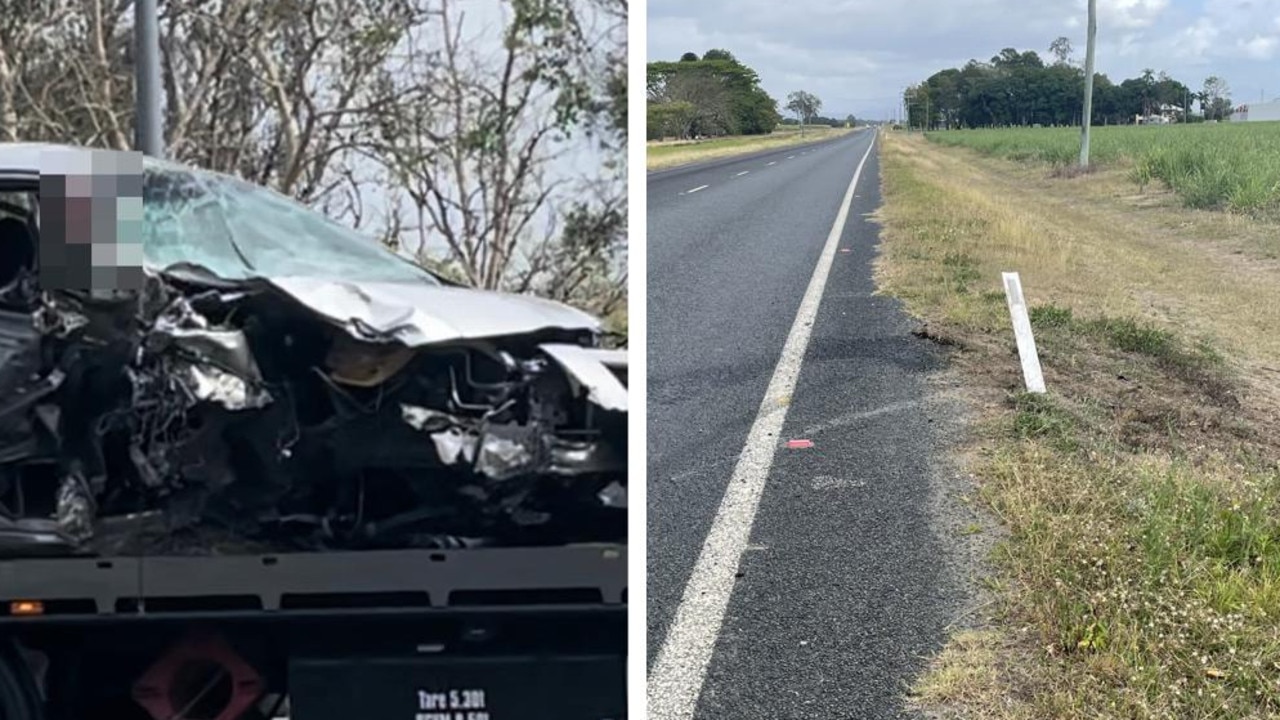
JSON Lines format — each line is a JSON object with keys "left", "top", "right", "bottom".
{"left": 0, "top": 162, "right": 626, "bottom": 558}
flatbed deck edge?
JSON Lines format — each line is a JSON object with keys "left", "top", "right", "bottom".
{"left": 0, "top": 545, "right": 627, "bottom": 621}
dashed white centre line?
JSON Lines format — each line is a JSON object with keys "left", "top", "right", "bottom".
{"left": 648, "top": 133, "right": 879, "bottom": 720}
{"left": 766, "top": 161, "right": 777, "bottom": 166}
{"left": 686, "top": 185, "right": 709, "bottom": 194}
{"left": 735, "top": 171, "right": 750, "bottom": 177}
{"left": 787, "top": 155, "right": 795, "bottom": 159}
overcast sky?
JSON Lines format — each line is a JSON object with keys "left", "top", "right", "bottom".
{"left": 647, "top": 0, "right": 1279, "bottom": 121}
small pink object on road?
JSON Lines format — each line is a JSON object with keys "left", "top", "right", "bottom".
{"left": 785, "top": 439, "right": 814, "bottom": 449}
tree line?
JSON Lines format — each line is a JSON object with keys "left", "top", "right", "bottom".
{"left": 906, "top": 39, "right": 1235, "bottom": 130}
{"left": 647, "top": 49, "right": 782, "bottom": 139}
{"left": 780, "top": 115, "right": 858, "bottom": 127}
{"left": 0, "top": 0, "right": 627, "bottom": 323}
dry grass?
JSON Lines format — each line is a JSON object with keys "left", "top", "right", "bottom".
{"left": 913, "top": 629, "right": 1043, "bottom": 720}
{"left": 646, "top": 126, "right": 853, "bottom": 170}
{"left": 877, "top": 134, "right": 1280, "bottom": 399}
{"left": 879, "top": 131, "right": 1280, "bottom": 719}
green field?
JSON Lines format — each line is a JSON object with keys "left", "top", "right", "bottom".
{"left": 927, "top": 123, "right": 1280, "bottom": 214}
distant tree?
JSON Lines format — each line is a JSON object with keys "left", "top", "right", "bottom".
{"left": 992, "top": 47, "right": 1044, "bottom": 69}
{"left": 737, "top": 86, "right": 782, "bottom": 134}
{"left": 807, "top": 115, "right": 846, "bottom": 126}
{"left": 924, "top": 68, "right": 963, "bottom": 128}
{"left": 1049, "top": 36, "right": 1074, "bottom": 65}
{"left": 905, "top": 84, "right": 937, "bottom": 128}
{"left": 680, "top": 52, "right": 699, "bottom": 62}
{"left": 1138, "top": 69, "right": 1160, "bottom": 116}
{"left": 1153, "top": 72, "right": 1191, "bottom": 118}
{"left": 785, "top": 90, "right": 822, "bottom": 125}
{"left": 664, "top": 69, "right": 734, "bottom": 135}
{"left": 647, "top": 51, "right": 780, "bottom": 137}
{"left": 647, "top": 101, "right": 698, "bottom": 140}
{"left": 1202, "top": 76, "right": 1231, "bottom": 120}
{"left": 1208, "top": 96, "right": 1234, "bottom": 121}
{"left": 1092, "top": 73, "right": 1121, "bottom": 124}
{"left": 908, "top": 45, "right": 1203, "bottom": 129}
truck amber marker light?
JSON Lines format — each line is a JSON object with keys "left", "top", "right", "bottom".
{"left": 8, "top": 601, "right": 43, "bottom": 616}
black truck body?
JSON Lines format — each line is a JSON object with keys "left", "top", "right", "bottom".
{"left": 0, "top": 546, "right": 627, "bottom": 719}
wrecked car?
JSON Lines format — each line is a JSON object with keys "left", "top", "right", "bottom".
{"left": 0, "top": 143, "right": 627, "bottom": 557}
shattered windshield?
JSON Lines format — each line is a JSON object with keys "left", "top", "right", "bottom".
{"left": 141, "top": 160, "right": 438, "bottom": 285}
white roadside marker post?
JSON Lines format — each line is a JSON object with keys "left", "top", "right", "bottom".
{"left": 1002, "top": 272, "right": 1047, "bottom": 394}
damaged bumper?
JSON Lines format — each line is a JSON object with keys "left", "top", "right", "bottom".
{"left": 0, "top": 274, "right": 628, "bottom": 557}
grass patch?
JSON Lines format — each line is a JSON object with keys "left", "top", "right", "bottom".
{"left": 1028, "top": 303, "right": 1074, "bottom": 328}
{"left": 977, "top": 444, "right": 1280, "bottom": 717}
{"left": 1010, "top": 392, "right": 1078, "bottom": 452}
{"left": 646, "top": 126, "right": 854, "bottom": 170}
{"left": 880, "top": 130, "right": 1280, "bottom": 718}
{"left": 1085, "top": 316, "right": 1176, "bottom": 357}
{"left": 927, "top": 123, "right": 1280, "bottom": 215}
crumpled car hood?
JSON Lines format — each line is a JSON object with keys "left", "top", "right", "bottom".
{"left": 264, "top": 276, "right": 602, "bottom": 345}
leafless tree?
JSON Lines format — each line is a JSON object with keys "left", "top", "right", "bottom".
{"left": 369, "top": 0, "right": 626, "bottom": 318}
{"left": 0, "top": 0, "right": 627, "bottom": 323}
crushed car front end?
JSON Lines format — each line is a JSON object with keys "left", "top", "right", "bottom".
{"left": 0, "top": 144, "right": 628, "bottom": 558}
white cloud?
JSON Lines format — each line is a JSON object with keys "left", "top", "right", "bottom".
{"left": 1177, "top": 17, "right": 1221, "bottom": 60}
{"left": 1240, "top": 35, "right": 1279, "bottom": 60}
{"left": 1098, "top": 0, "right": 1170, "bottom": 29}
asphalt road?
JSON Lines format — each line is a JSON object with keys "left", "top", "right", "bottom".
{"left": 647, "top": 129, "right": 960, "bottom": 719}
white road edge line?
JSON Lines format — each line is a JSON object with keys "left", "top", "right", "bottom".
{"left": 735, "top": 171, "right": 750, "bottom": 177}
{"left": 686, "top": 185, "right": 709, "bottom": 194}
{"left": 648, "top": 132, "right": 878, "bottom": 720}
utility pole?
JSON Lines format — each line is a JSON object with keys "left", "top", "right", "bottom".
{"left": 1079, "top": 0, "right": 1097, "bottom": 167}
{"left": 135, "top": 0, "right": 164, "bottom": 156}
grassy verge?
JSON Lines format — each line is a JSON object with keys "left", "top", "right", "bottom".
{"left": 646, "top": 126, "right": 853, "bottom": 170}
{"left": 877, "top": 131, "right": 1280, "bottom": 719}
{"left": 926, "top": 123, "right": 1280, "bottom": 214}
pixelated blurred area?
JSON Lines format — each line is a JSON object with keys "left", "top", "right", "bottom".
{"left": 37, "top": 148, "right": 145, "bottom": 293}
